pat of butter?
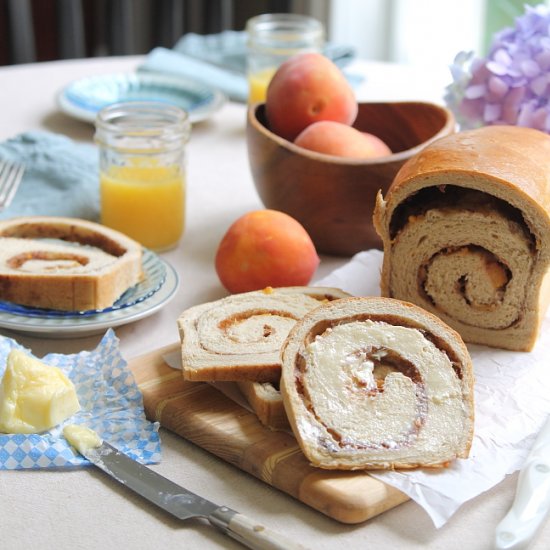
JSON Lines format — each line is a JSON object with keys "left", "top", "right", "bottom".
{"left": 63, "top": 424, "right": 102, "bottom": 454}
{"left": 0, "top": 349, "right": 81, "bottom": 434}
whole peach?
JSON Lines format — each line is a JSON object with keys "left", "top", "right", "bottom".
{"left": 294, "top": 120, "right": 392, "bottom": 158}
{"left": 265, "top": 53, "right": 358, "bottom": 141}
{"left": 215, "top": 210, "right": 320, "bottom": 294}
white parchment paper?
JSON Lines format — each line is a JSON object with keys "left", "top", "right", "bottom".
{"left": 315, "top": 250, "right": 550, "bottom": 527}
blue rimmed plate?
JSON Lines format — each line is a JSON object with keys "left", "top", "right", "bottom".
{"left": 57, "top": 72, "right": 226, "bottom": 124}
{"left": 0, "top": 250, "right": 179, "bottom": 338}
{"left": 0, "top": 248, "right": 165, "bottom": 318}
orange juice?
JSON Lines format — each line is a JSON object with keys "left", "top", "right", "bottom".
{"left": 248, "top": 67, "right": 277, "bottom": 103}
{"left": 100, "top": 164, "right": 185, "bottom": 251}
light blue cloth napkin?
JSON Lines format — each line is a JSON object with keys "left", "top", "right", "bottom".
{"left": 173, "top": 30, "right": 356, "bottom": 73}
{"left": 140, "top": 47, "right": 249, "bottom": 102}
{"left": 138, "top": 30, "right": 359, "bottom": 103}
{"left": 0, "top": 131, "right": 99, "bottom": 221}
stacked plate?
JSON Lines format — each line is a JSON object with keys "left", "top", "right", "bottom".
{"left": 57, "top": 72, "right": 226, "bottom": 123}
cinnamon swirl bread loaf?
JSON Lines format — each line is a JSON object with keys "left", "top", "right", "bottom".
{"left": 374, "top": 126, "right": 550, "bottom": 351}
{"left": 0, "top": 216, "right": 142, "bottom": 311}
{"left": 177, "top": 286, "right": 350, "bottom": 383}
{"left": 280, "top": 297, "right": 474, "bottom": 470}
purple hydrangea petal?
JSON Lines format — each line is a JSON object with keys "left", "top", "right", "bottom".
{"left": 486, "top": 60, "right": 509, "bottom": 75}
{"left": 484, "top": 103, "right": 502, "bottom": 122}
{"left": 504, "top": 85, "right": 527, "bottom": 106}
{"left": 501, "top": 106, "right": 519, "bottom": 124}
{"left": 531, "top": 107, "right": 549, "bottom": 130}
{"left": 469, "top": 63, "right": 492, "bottom": 84}
{"left": 500, "top": 86, "right": 526, "bottom": 124}
{"left": 517, "top": 102, "right": 535, "bottom": 126}
{"left": 530, "top": 74, "right": 548, "bottom": 95}
{"left": 535, "top": 49, "right": 550, "bottom": 69}
{"left": 464, "top": 84, "right": 486, "bottom": 99}
{"left": 506, "top": 65, "right": 524, "bottom": 78}
{"left": 494, "top": 48, "right": 513, "bottom": 66}
{"left": 488, "top": 75, "right": 509, "bottom": 98}
{"left": 445, "top": 3, "right": 550, "bottom": 132}
{"left": 520, "top": 58, "right": 541, "bottom": 77}
{"left": 458, "top": 99, "right": 484, "bottom": 127}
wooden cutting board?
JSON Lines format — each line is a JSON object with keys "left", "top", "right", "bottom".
{"left": 129, "top": 343, "right": 409, "bottom": 524}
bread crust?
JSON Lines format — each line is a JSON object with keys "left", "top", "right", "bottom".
{"left": 373, "top": 125, "right": 550, "bottom": 351}
{"left": 280, "top": 296, "right": 475, "bottom": 470}
{"left": 236, "top": 380, "right": 289, "bottom": 431}
{"left": 0, "top": 216, "right": 143, "bottom": 311}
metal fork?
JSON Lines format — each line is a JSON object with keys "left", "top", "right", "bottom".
{"left": 0, "top": 159, "right": 25, "bottom": 211}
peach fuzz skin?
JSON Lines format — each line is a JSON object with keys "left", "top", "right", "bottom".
{"left": 215, "top": 210, "right": 320, "bottom": 294}
{"left": 294, "top": 120, "right": 392, "bottom": 158}
{"left": 265, "top": 53, "right": 358, "bottom": 142}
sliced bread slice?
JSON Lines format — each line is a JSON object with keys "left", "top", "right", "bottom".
{"left": 178, "top": 286, "right": 351, "bottom": 383}
{"left": 281, "top": 296, "right": 475, "bottom": 470}
{"left": 0, "top": 216, "right": 142, "bottom": 311}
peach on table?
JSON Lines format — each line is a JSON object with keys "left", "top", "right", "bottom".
{"left": 215, "top": 209, "right": 319, "bottom": 294}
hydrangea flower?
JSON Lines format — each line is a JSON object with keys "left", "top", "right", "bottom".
{"left": 445, "top": 4, "right": 550, "bottom": 132}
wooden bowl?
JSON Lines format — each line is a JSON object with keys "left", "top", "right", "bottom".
{"left": 246, "top": 101, "right": 455, "bottom": 256}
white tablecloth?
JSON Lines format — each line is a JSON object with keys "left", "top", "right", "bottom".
{"left": 0, "top": 55, "right": 548, "bottom": 550}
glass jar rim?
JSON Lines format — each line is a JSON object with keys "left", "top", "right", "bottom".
{"left": 95, "top": 101, "right": 191, "bottom": 145}
{"left": 246, "top": 12, "right": 324, "bottom": 42}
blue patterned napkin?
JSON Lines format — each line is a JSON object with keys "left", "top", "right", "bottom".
{"left": 0, "top": 131, "right": 99, "bottom": 221}
{"left": 0, "top": 329, "right": 161, "bottom": 469}
{"left": 138, "top": 30, "right": 360, "bottom": 102}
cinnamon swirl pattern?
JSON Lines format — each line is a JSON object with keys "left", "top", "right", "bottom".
{"left": 374, "top": 126, "right": 550, "bottom": 351}
{"left": 280, "top": 297, "right": 474, "bottom": 470}
{"left": 177, "top": 286, "right": 350, "bottom": 382}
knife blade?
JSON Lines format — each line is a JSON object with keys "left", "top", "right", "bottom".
{"left": 79, "top": 440, "right": 308, "bottom": 550}
{"left": 494, "top": 416, "right": 550, "bottom": 550}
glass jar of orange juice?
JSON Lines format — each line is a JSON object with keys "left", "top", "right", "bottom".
{"left": 95, "top": 102, "right": 191, "bottom": 252}
{"left": 246, "top": 13, "right": 325, "bottom": 104}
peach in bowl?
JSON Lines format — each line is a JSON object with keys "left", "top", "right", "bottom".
{"left": 246, "top": 101, "right": 455, "bottom": 256}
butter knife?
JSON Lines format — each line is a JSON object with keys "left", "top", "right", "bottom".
{"left": 77, "top": 440, "right": 308, "bottom": 550}
{"left": 495, "top": 416, "right": 550, "bottom": 550}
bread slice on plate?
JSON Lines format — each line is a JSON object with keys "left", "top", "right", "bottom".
{"left": 177, "top": 286, "right": 351, "bottom": 383}
{"left": 280, "top": 296, "right": 475, "bottom": 470}
{"left": 0, "top": 216, "right": 142, "bottom": 311}
{"left": 374, "top": 125, "right": 550, "bottom": 351}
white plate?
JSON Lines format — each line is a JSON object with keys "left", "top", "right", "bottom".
{"left": 57, "top": 72, "right": 226, "bottom": 124}
{"left": 0, "top": 254, "right": 179, "bottom": 338}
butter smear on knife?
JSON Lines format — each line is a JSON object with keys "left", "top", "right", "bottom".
{"left": 63, "top": 424, "right": 102, "bottom": 454}
{"left": 0, "top": 349, "right": 81, "bottom": 434}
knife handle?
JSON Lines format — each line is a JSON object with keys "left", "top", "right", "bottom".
{"left": 494, "top": 418, "right": 550, "bottom": 550}
{"left": 210, "top": 507, "right": 309, "bottom": 550}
